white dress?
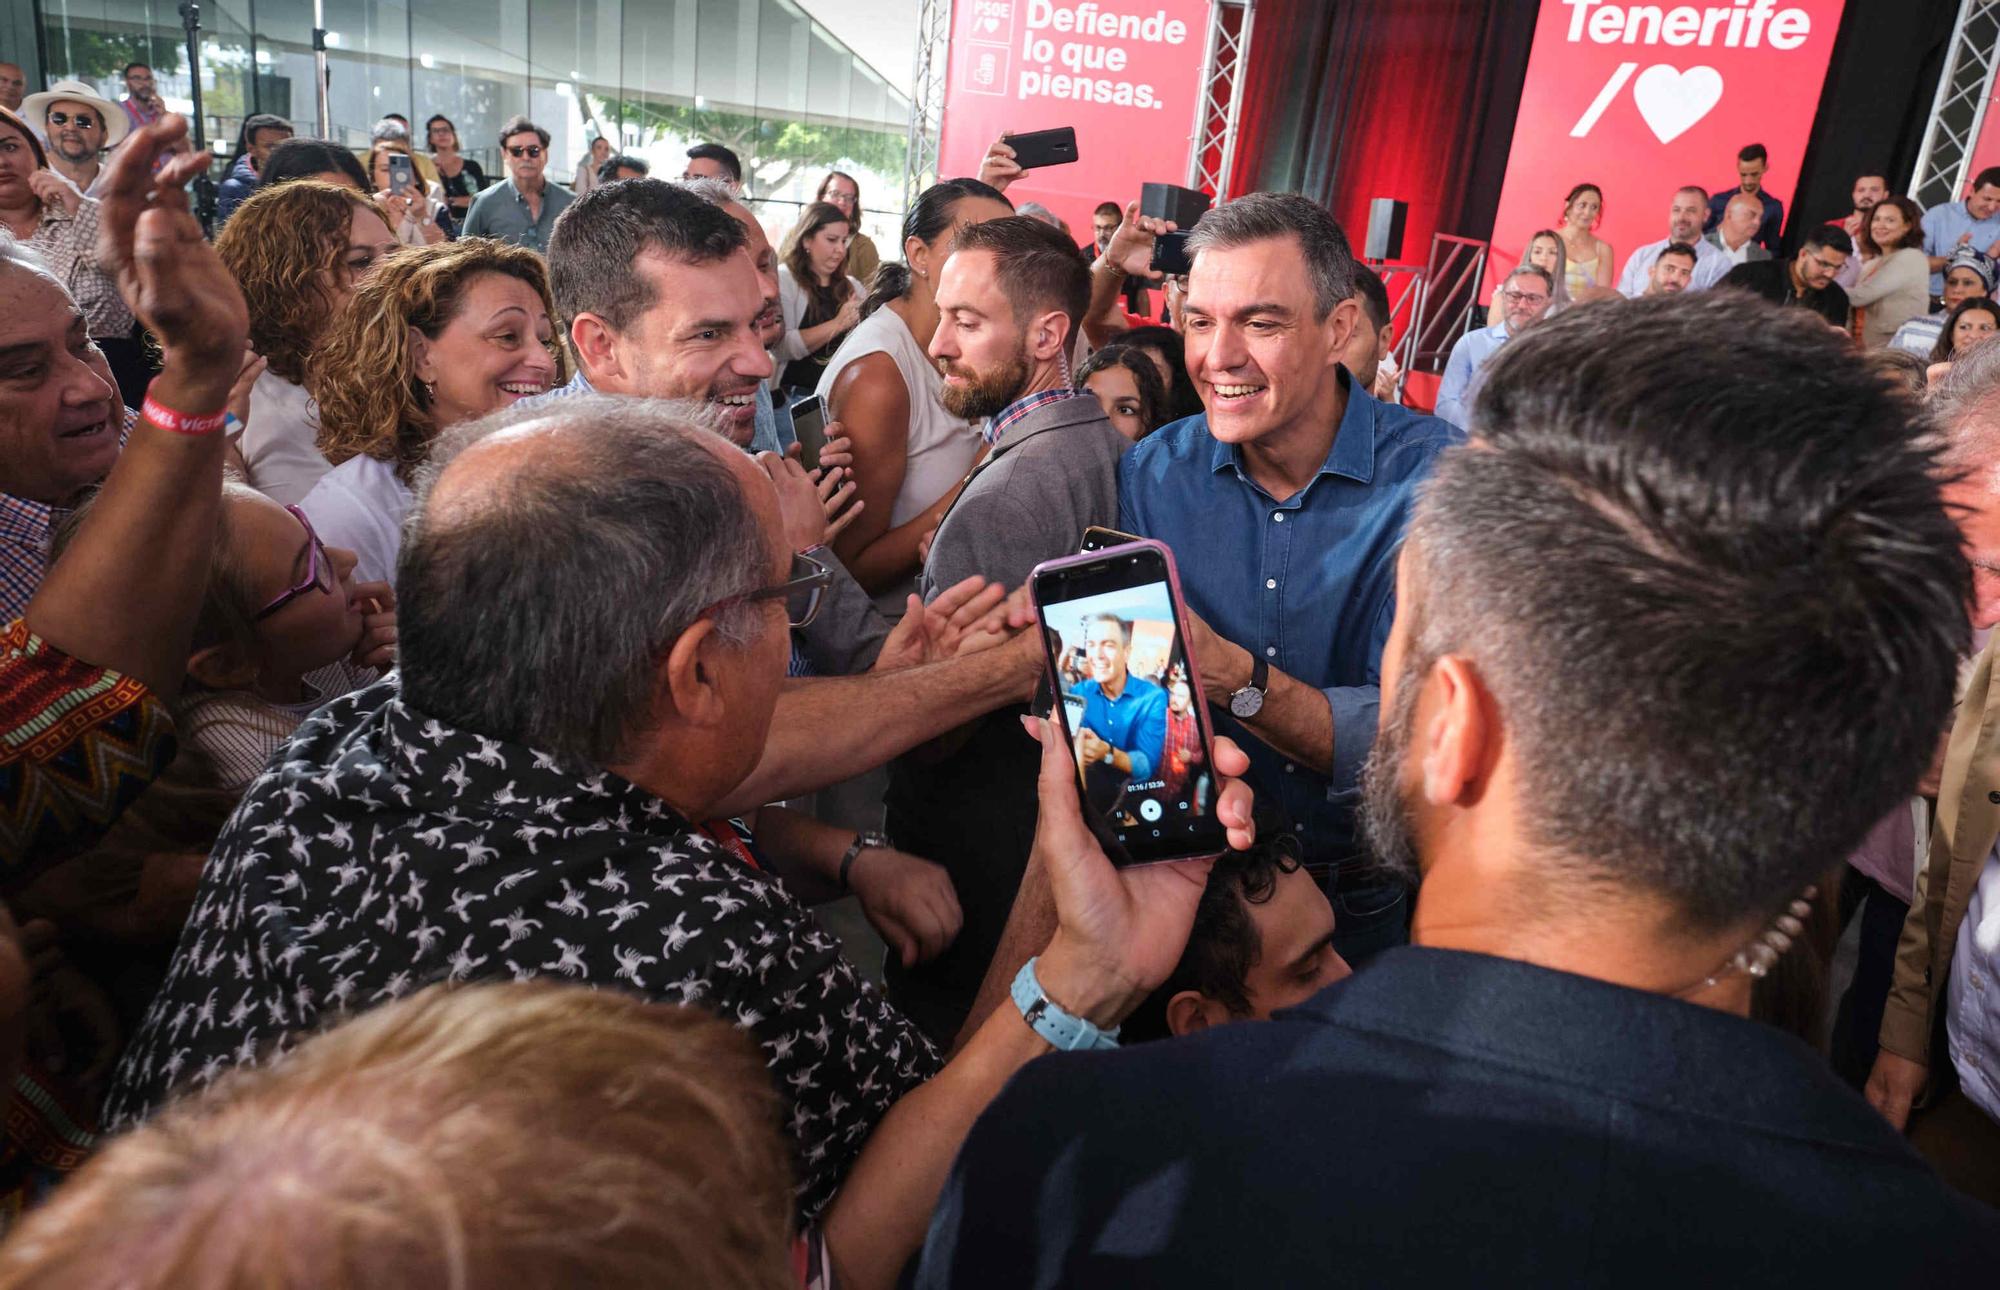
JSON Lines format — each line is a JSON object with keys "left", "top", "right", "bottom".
{"left": 240, "top": 369, "right": 330, "bottom": 507}
{"left": 297, "top": 455, "right": 412, "bottom": 588}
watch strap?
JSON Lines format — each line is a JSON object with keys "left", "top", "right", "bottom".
{"left": 1011, "top": 956, "right": 1120, "bottom": 1051}
{"left": 838, "top": 830, "right": 889, "bottom": 891}
{"left": 1249, "top": 653, "right": 1269, "bottom": 694}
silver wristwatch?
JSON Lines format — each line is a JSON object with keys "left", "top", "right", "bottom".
{"left": 838, "top": 829, "right": 891, "bottom": 891}
{"left": 1229, "top": 655, "right": 1270, "bottom": 719}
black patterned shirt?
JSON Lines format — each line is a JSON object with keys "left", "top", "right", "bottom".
{"left": 103, "top": 676, "right": 940, "bottom": 1215}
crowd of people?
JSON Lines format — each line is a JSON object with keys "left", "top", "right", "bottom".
{"left": 0, "top": 59, "right": 1993, "bottom": 1286}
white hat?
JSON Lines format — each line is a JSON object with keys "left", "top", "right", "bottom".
{"left": 21, "top": 80, "right": 129, "bottom": 149}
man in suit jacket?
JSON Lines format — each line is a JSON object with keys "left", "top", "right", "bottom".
{"left": 917, "top": 292, "right": 2000, "bottom": 1288}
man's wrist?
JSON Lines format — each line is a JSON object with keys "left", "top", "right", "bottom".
{"left": 1216, "top": 639, "right": 1254, "bottom": 695}
{"left": 148, "top": 365, "right": 236, "bottom": 416}
{"left": 1036, "top": 935, "right": 1144, "bottom": 1030}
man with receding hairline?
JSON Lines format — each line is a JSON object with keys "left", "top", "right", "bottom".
{"left": 1619, "top": 187, "right": 1728, "bottom": 296}
{"left": 0, "top": 63, "right": 25, "bottom": 114}
{"left": 1703, "top": 192, "right": 1771, "bottom": 277}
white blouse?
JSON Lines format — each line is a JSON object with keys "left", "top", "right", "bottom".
{"left": 297, "top": 455, "right": 413, "bottom": 588}
{"left": 240, "top": 369, "right": 331, "bottom": 507}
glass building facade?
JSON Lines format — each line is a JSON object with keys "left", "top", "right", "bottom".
{"left": 22, "top": 0, "right": 914, "bottom": 245}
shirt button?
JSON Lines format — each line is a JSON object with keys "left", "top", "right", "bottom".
{"left": 1272, "top": 512, "right": 1285, "bottom": 523}
{"left": 1265, "top": 646, "right": 1277, "bottom": 657}
{"left": 1265, "top": 578, "right": 1277, "bottom": 589}
{"left": 1284, "top": 762, "right": 1296, "bottom": 773}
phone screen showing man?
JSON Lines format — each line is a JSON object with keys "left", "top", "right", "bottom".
{"left": 1034, "top": 543, "right": 1225, "bottom": 866}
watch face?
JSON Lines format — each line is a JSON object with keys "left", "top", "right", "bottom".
{"left": 1229, "top": 687, "right": 1263, "bottom": 719}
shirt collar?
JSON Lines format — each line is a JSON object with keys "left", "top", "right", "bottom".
{"left": 1206, "top": 365, "right": 1377, "bottom": 488}
{"left": 984, "top": 385, "right": 1091, "bottom": 446}
{"left": 0, "top": 493, "right": 61, "bottom": 545}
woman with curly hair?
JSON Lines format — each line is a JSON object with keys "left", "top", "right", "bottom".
{"left": 216, "top": 181, "right": 398, "bottom": 504}
{"left": 298, "top": 239, "right": 567, "bottom": 584}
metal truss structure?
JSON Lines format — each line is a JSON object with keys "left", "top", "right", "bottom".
{"left": 903, "top": 0, "right": 954, "bottom": 214}
{"left": 1186, "top": 0, "right": 1255, "bottom": 199}
{"left": 1912, "top": 0, "right": 2000, "bottom": 212}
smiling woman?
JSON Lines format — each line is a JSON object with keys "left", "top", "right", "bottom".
{"left": 298, "top": 240, "right": 569, "bottom": 585}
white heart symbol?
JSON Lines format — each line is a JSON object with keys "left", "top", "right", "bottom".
{"left": 1631, "top": 64, "right": 1724, "bottom": 145}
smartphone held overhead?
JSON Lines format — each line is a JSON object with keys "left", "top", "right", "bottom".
{"left": 1006, "top": 126, "right": 1080, "bottom": 170}
{"left": 1031, "top": 540, "right": 1225, "bottom": 867}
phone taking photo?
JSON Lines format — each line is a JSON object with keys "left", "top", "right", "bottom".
{"left": 1032, "top": 540, "right": 1225, "bottom": 867}
{"left": 790, "top": 394, "right": 829, "bottom": 473}
{"left": 387, "top": 152, "right": 415, "bottom": 197}
{"left": 1151, "top": 230, "right": 1193, "bottom": 277}
{"left": 1006, "top": 126, "right": 1080, "bottom": 171}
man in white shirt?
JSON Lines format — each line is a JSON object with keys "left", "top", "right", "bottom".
{"left": 1434, "top": 266, "right": 1553, "bottom": 429}
{"left": 1618, "top": 187, "right": 1727, "bottom": 297}
{"left": 1702, "top": 193, "right": 1771, "bottom": 282}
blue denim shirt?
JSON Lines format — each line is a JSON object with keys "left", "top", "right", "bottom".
{"left": 1075, "top": 675, "right": 1169, "bottom": 781}
{"left": 1117, "top": 372, "right": 1456, "bottom": 870}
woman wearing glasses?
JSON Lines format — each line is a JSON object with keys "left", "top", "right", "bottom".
{"left": 458, "top": 116, "right": 574, "bottom": 254}
{"left": 299, "top": 239, "right": 568, "bottom": 586}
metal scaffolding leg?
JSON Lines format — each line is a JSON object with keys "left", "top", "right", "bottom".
{"left": 1912, "top": 0, "right": 2000, "bottom": 212}
{"left": 1186, "top": 0, "right": 1255, "bottom": 200}
{"left": 903, "top": 0, "right": 953, "bottom": 215}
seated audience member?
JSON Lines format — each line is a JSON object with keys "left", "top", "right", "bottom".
{"left": 1435, "top": 265, "right": 1553, "bottom": 429}
{"left": 423, "top": 115, "right": 486, "bottom": 223}
{"left": 918, "top": 291, "right": 2000, "bottom": 1287}
{"left": 1642, "top": 242, "right": 1698, "bottom": 297}
{"left": 1720, "top": 224, "right": 1852, "bottom": 327}
{"left": 1851, "top": 196, "right": 1932, "bottom": 348}
{"left": 1835, "top": 172, "right": 1888, "bottom": 289}
{"left": 1344, "top": 263, "right": 1400, "bottom": 401}
{"left": 0, "top": 983, "right": 798, "bottom": 1288}
{"left": 215, "top": 181, "right": 398, "bottom": 505}
{"left": 24, "top": 79, "right": 125, "bottom": 202}
{"left": 887, "top": 221, "right": 1130, "bottom": 1037}
{"left": 257, "top": 137, "right": 370, "bottom": 192}
{"left": 1524, "top": 229, "right": 1573, "bottom": 313}
{"left": 777, "top": 201, "right": 864, "bottom": 397}
{"left": 1121, "top": 836, "right": 1349, "bottom": 1043}
{"left": 102, "top": 393, "right": 1257, "bottom": 1290}
{"left": 1703, "top": 191, "right": 1772, "bottom": 273}
{"left": 1120, "top": 193, "right": 1457, "bottom": 967}
{"left": 816, "top": 170, "right": 880, "bottom": 286}
{"left": 364, "top": 136, "right": 447, "bottom": 247}
{"left": 1557, "top": 183, "right": 1618, "bottom": 302}
{"left": 1117, "top": 324, "right": 1204, "bottom": 423}
{"left": 214, "top": 113, "right": 292, "bottom": 224}
{"left": 599, "top": 152, "right": 649, "bottom": 184}
{"left": 0, "top": 107, "right": 146, "bottom": 405}
{"left": 1703, "top": 142, "right": 1784, "bottom": 251}
{"left": 0, "top": 116, "right": 248, "bottom": 873}
{"left": 1870, "top": 342, "right": 2000, "bottom": 1210}
{"left": 299, "top": 239, "right": 565, "bottom": 583}
{"left": 1929, "top": 296, "right": 2000, "bottom": 365}
{"left": 1920, "top": 165, "right": 2000, "bottom": 298}
{"left": 684, "top": 141, "right": 743, "bottom": 191}
{"left": 1891, "top": 245, "right": 1995, "bottom": 355}
{"left": 459, "top": 117, "right": 571, "bottom": 254}
{"left": 1617, "top": 187, "right": 1725, "bottom": 296}
{"left": 819, "top": 179, "right": 1012, "bottom": 604}
{"left": 1076, "top": 345, "right": 1167, "bottom": 442}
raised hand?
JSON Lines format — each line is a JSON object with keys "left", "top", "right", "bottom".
{"left": 978, "top": 136, "right": 1024, "bottom": 193}
{"left": 1104, "top": 199, "right": 1177, "bottom": 281}
{"left": 96, "top": 116, "right": 249, "bottom": 385}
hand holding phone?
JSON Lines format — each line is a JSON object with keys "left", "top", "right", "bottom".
{"left": 1005, "top": 126, "right": 1080, "bottom": 171}
{"left": 790, "top": 394, "right": 828, "bottom": 473}
{"left": 1150, "top": 230, "right": 1193, "bottom": 277}
{"left": 387, "top": 152, "right": 415, "bottom": 197}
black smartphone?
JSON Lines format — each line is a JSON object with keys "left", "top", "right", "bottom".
{"left": 387, "top": 152, "right": 415, "bottom": 196}
{"left": 1031, "top": 540, "right": 1226, "bottom": 867}
{"left": 791, "top": 394, "right": 828, "bottom": 472}
{"left": 1007, "top": 126, "right": 1080, "bottom": 170}
{"left": 1151, "top": 230, "right": 1193, "bottom": 276}
{"left": 1081, "top": 525, "right": 1143, "bottom": 552}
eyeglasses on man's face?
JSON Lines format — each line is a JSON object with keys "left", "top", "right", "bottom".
{"left": 1500, "top": 287, "right": 1549, "bottom": 308}
{"left": 701, "top": 551, "right": 832, "bottom": 630}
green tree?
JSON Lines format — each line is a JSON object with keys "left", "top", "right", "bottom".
{"left": 606, "top": 96, "right": 904, "bottom": 199}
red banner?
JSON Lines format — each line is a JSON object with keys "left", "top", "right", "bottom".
{"left": 1487, "top": 0, "right": 1846, "bottom": 296}
{"left": 938, "top": 0, "right": 1212, "bottom": 245}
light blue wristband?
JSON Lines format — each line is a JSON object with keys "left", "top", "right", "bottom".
{"left": 1011, "top": 955, "right": 1120, "bottom": 1052}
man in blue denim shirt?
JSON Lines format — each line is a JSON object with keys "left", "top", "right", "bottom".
{"left": 1120, "top": 193, "right": 1457, "bottom": 964}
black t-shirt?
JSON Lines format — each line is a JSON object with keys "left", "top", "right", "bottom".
{"left": 437, "top": 157, "right": 487, "bottom": 210}
{"left": 1720, "top": 258, "right": 1850, "bottom": 327}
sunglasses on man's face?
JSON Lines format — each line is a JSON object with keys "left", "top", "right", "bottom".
{"left": 47, "top": 111, "right": 99, "bottom": 130}
{"left": 508, "top": 144, "right": 544, "bottom": 159}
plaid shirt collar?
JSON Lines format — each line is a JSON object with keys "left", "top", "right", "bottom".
{"left": 983, "top": 385, "right": 1092, "bottom": 447}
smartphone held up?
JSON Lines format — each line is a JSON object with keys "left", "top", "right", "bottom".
{"left": 1031, "top": 540, "right": 1226, "bottom": 867}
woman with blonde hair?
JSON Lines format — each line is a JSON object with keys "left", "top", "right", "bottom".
{"left": 299, "top": 239, "right": 567, "bottom": 584}
{"left": 1524, "top": 229, "right": 1574, "bottom": 314}
{"left": 215, "top": 180, "right": 399, "bottom": 505}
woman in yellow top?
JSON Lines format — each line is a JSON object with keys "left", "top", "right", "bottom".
{"left": 1557, "top": 183, "right": 1620, "bottom": 302}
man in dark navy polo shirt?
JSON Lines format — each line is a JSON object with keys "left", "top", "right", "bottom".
{"left": 918, "top": 293, "right": 2000, "bottom": 1286}
{"left": 1118, "top": 192, "right": 1456, "bottom": 966}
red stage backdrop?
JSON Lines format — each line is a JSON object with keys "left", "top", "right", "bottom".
{"left": 938, "top": 0, "right": 1213, "bottom": 244}
{"left": 1962, "top": 78, "right": 2000, "bottom": 195}
{"left": 1486, "top": 0, "right": 1847, "bottom": 296}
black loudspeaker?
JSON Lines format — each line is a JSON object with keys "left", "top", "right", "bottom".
{"left": 1141, "top": 182, "right": 1212, "bottom": 230}
{"left": 1364, "top": 198, "right": 1408, "bottom": 261}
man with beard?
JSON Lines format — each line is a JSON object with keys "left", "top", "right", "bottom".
{"left": 1836, "top": 172, "right": 1888, "bottom": 289}
{"left": 883, "top": 214, "right": 1131, "bottom": 1041}
{"left": 1617, "top": 186, "right": 1726, "bottom": 296}
{"left": 22, "top": 80, "right": 126, "bottom": 200}
{"left": 914, "top": 292, "right": 2000, "bottom": 1285}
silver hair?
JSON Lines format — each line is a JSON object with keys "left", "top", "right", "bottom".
{"left": 1508, "top": 264, "right": 1555, "bottom": 292}
{"left": 397, "top": 394, "right": 773, "bottom": 766}
{"left": 0, "top": 236, "right": 63, "bottom": 289}
{"left": 673, "top": 175, "right": 739, "bottom": 213}
{"left": 1015, "top": 202, "right": 1062, "bottom": 229}
{"left": 1929, "top": 335, "right": 2000, "bottom": 490}
{"left": 1184, "top": 191, "right": 1356, "bottom": 321}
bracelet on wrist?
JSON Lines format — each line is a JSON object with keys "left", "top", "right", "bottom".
{"left": 140, "top": 384, "right": 229, "bottom": 437}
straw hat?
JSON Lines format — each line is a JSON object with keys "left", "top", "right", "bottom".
{"left": 20, "top": 79, "right": 130, "bottom": 149}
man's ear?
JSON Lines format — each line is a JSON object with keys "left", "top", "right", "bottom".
{"left": 1324, "top": 296, "right": 1362, "bottom": 366}
{"left": 1166, "top": 990, "right": 1234, "bottom": 1038}
{"left": 188, "top": 642, "right": 259, "bottom": 692}
{"left": 1029, "top": 309, "right": 1071, "bottom": 364}
{"left": 1417, "top": 653, "right": 1493, "bottom": 809}
{"left": 660, "top": 617, "right": 731, "bottom": 730}
{"left": 568, "top": 313, "right": 621, "bottom": 386}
